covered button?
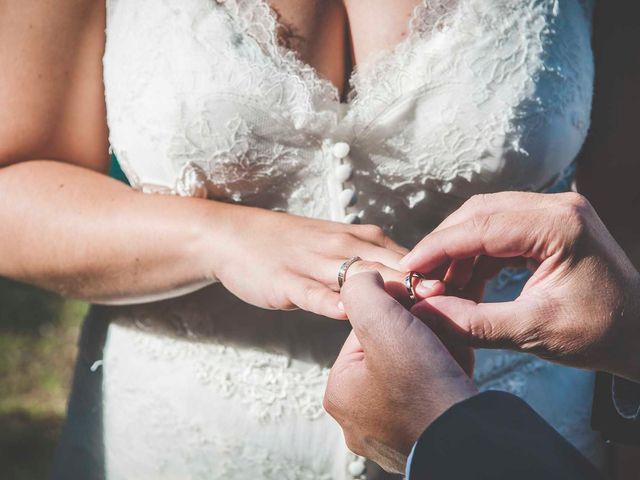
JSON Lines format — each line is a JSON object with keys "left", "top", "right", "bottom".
{"left": 332, "top": 142, "right": 351, "bottom": 159}
{"left": 343, "top": 213, "right": 361, "bottom": 224}
{"left": 339, "top": 189, "right": 357, "bottom": 208}
{"left": 348, "top": 459, "right": 366, "bottom": 476}
{"left": 335, "top": 163, "right": 353, "bottom": 183}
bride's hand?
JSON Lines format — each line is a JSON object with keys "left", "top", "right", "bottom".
{"left": 212, "top": 206, "right": 413, "bottom": 319}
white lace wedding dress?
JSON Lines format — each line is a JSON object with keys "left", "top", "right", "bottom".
{"left": 53, "top": 1, "right": 599, "bottom": 479}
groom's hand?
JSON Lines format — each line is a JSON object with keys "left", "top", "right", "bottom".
{"left": 323, "top": 271, "right": 477, "bottom": 474}
{"left": 402, "top": 192, "right": 640, "bottom": 382}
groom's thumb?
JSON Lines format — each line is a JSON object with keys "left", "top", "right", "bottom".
{"left": 341, "top": 271, "right": 427, "bottom": 354}
{"left": 411, "top": 296, "right": 535, "bottom": 349}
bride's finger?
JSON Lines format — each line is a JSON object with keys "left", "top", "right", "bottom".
{"left": 350, "top": 225, "right": 409, "bottom": 256}
{"left": 361, "top": 245, "right": 406, "bottom": 272}
{"left": 324, "top": 240, "right": 406, "bottom": 273}
{"left": 445, "top": 258, "right": 476, "bottom": 290}
{"left": 308, "top": 254, "right": 394, "bottom": 290}
{"left": 310, "top": 250, "right": 407, "bottom": 300}
{"left": 290, "top": 279, "right": 347, "bottom": 320}
{"left": 345, "top": 260, "right": 410, "bottom": 303}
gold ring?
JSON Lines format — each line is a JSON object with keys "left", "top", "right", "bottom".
{"left": 405, "top": 271, "right": 426, "bottom": 302}
{"left": 338, "top": 256, "right": 362, "bottom": 288}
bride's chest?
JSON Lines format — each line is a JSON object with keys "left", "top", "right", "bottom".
{"left": 104, "top": 0, "right": 594, "bottom": 227}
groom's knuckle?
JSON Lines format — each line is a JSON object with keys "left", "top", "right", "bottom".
{"left": 471, "top": 306, "right": 499, "bottom": 343}
{"left": 470, "top": 211, "right": 492, "bottom": 236}
{"left": 467, "top": 193, "right": 496, "bottom": 211}
{"left": 463, "top": 194, "right": 482, "bottom": 212}
{"left": 556, "top": 203, "right": 588, "bottom": 242}
{"left": 470, "top": 316, "right": 492, "bottom": 342}
{"left": 518, "top": 300, "right": 555, "bottom": 351}
{"left": 518, "top": 324, "right": 544, "bottom": 353}
{"left": 562, "top": 192, "right": 590, "bottom": 211}
{"left": 557, "top": 194, "right": 589, "bottom": 224}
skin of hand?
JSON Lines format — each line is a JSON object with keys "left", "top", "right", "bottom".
{"left": 323, "top": 271, "right": 478, "bottom": 474}
{"left": 1, "top": 0, "right": 412, "bottom": 319}
{"left": 402, "top": 192, "right": 640, "bottom": 382}
{"left": 212, "top": 207, "right": 415, "bottom": 320}
{"left": 0, "top": 160, "right": 410, "bottom": 315}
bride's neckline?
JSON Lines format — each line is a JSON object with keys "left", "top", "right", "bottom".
{"left": 220, "top": 0, "right": 460, "bottom": 107}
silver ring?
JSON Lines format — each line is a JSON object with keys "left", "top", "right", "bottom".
{"left": 405, "top": 271, "right": 426, "bottom": 302}
{"left": 338, "top": 256, "right": 362, "bottom": 288}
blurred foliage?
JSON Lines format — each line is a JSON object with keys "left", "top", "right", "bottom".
{"left": 0, "top": 411, "right": 63, "bottom": 480}
{"left": 0, "top": 279, "right": 88, "bottom": 479}
{"left": 0, "top": 277, "right": 87, "bottom": 414}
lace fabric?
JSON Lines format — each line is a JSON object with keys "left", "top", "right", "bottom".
{"left": 56, "top": 1, "right": 600, "bottom": 478}
{"left": 102, "top": 323, "right": 337, "bottom": 479}
{"left": 106, "top": 0, "right": 594, "bottom": 230}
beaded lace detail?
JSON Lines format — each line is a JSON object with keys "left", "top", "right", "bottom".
{"left": 94, "top": 1, "right": 600, "bottom": 478}
{"left": 130, "top": 328, "right": 329, "bottom": 423}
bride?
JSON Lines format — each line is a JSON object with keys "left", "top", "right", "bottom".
{"left": 0, "top": 0, "right": 620, "bottom": 478}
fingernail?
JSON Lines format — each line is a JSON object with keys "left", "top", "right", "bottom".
{"left": 416, "top": 279, "right": 440, "bottom": 296}
{"left": 337, "top": 301, "right": 345, "bottom": 313}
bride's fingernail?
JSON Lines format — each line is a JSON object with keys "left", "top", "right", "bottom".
{"left": 337, "top": 301, "right": 345, "bottom": 313}
{"left": 416, "top": 279, "right": 439, "bottom": 296}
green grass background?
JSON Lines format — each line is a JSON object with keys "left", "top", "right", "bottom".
{"left": 0, "top": 157, "right": 126, "bottom": 479}
{"left": 0, "top": 279, "right": 87, "bottom": 480}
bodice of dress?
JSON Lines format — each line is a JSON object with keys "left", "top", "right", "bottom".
{"left": 89, "top": 2, "right": 600, "bottom": 479}
{"left": 104, "top": 0, "right": 594, "bottom": 249}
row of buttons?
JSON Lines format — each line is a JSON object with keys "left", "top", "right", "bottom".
{"left": 328, "top": 143, "right": 368, "bottom": 477}
{"left": 331, "top": 141, "right": 360, "bottom": 224}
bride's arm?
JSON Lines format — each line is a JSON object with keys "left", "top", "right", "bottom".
{"left": 0, "top": 0, "right": 222, "bottom": 303}
{"left": 0, "top": 0, "right": 407, "bottom": 316}
{"left": 0, "top": 160, "right": 235, "bottom": 304}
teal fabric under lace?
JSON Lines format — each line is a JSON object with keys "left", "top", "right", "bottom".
{"left": 108, "top": 154, "right": 129, "bottom": 185}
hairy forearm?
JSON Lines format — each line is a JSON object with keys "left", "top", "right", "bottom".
{"left": 0, "top": 160, "right": 236, "bottom": 303}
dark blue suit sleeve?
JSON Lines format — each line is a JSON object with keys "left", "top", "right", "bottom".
{"left": 408, "top": 391, "right": 603, "bottom": 480}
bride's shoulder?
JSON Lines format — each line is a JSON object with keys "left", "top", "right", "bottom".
{"left": 0, "top": 0, "right": 109, "bottom": 171}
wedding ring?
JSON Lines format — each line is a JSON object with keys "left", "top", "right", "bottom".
{"left": 337, "top": 256, "right": 362, "bottom": 288}
{"left": 405, "top": 271, "right": 426, "bottom": 302}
